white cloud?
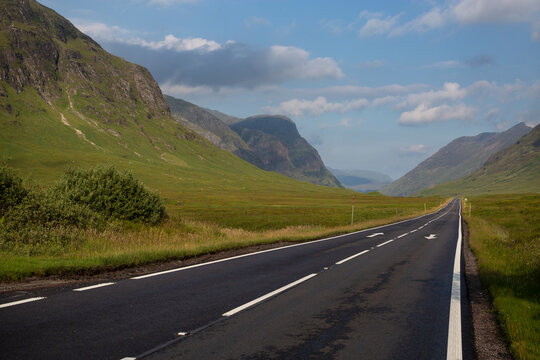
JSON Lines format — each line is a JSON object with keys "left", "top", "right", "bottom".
{"left": 399, "top": 103, "right": 476, "bottom": 125}
{"left": 355, "top": 0, "right": 540, "bottom": 39}
{"left": 127, "top": 34, "right": 223, "bottom": 52}
{"left": 72, "top": 20, "right": 132, "bottom": 42}
{"left": 264, "top": 96, "right": 368, "bottom": 117}
{"left": 399, "top": 144, "right": 430, "bottom": 156}
{"left": 73, "top": 20, "right": 221, "bottom": 52}
{"left": 453, "top": 0, "right": 540, "bottom": 24}
{"left": 267, "top": 45, "right": 344, "bottom": 80}
{"left": 397, "top": 82, "right": 467, "bottom": 109}
{"left": 358, "top": 12, "right": 402, "bottom": 37}
{"left": 72, "top": 20, "right": 343, "bottom": 88}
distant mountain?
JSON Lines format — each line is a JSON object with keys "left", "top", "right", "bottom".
{"left": 382, "top": 123, "right": 532, "bottom": 196}
{"left": 205, "top": 108, "right": 243, "bottom": 125}
{"left": 165, "top": 95, "right": 341, "bottom": 187}
{"left": 164, "top": 95, "right": 262, "bottom": 167}
{"left": 422, "top": 124, "right": 540, "bottom": 196}
{"left": 231, "top": 115, "right": 342, "bottom": 187}
{"left": 328, "top": 168, "right": 392, "bottom": 193}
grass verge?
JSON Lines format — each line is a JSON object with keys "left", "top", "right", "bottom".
{"left": 463, "top": 194, "right": 539, "bottom": 360}
{"left": 0, "top": 200, "right": 449, "bottom": 282}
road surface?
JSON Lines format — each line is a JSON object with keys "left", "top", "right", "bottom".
{"left": 0, "top": 199, "right": 472, "bottom": 359}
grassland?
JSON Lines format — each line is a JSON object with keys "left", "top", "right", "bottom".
{"left": 463, "top": 194, "right": 539, "bottom": 359}
{"left": 0, "top": 175, "right": 446, "bottom": 282}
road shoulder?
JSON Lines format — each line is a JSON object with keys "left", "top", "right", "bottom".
{"left": 462, "top": 218, "right": 513, "bottom": 360}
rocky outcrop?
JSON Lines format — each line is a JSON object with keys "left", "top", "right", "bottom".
{"left": 0, "top": 0, "right": 169, "bottom": 121}
{"left": 231, "top": 115, "right": 342, "bottom": 187}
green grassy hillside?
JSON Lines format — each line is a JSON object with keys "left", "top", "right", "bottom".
{"left": 422, "top": 124, "right": 540, "bottom": 196}
{"left": 383, "top": 123, "right": 531, "bottom": 196}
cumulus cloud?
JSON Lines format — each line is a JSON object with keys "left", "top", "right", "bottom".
{"left": 399, "top": 103, "right": 476, "bottom": 125}
{"left": 355, "top": 0, "right": 540, "bottom": 39}
{"left": 264, "top": 97, "right": 368, "bottom": 117}
{"left": 73, "top": 20, "right": 343, "bottom": 89}
{"left": 397, "top": 82, "right": 467, "bottom": 109}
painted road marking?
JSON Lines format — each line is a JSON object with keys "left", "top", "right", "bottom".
{"left": 73, "top": 282, "right": 116, "bottom": 292}
{"left": 120, "top": 357, "right": 136, "bottom": 360}
{"left": 366, "top": 232, "right": 384, "bottom": 238}
{"left": 335, "top": 250, "right": 370, "bottom": 265}
{"left": 222, "top": 273, "right": 318, "bottom": 317}
{"left": 131, "top": 203, "right": 451, "bottom": 280}
{"left": 425, "top": 234, "right": 437, "bottom": 240}
{"left": 447, "top": 202, "right": 463, "bottom": 360}
{"left": 376, "top": 239, "right": 394, "bottom": 247}
{"left": 397, "top": 233, "right": 409, "bottom": 238}
{"left": 0, "top": 297, "right": 45, "bottom": 309}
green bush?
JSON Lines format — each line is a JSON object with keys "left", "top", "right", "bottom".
{"left": 54, "top": 166, "right": 166, "bottom": 224}
{"left": 0, "top": 166, "right": 28, "bottom": 216}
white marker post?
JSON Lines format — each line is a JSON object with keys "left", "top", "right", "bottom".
{"left": 351, "top": 196, "right": 355, "bottom": 226}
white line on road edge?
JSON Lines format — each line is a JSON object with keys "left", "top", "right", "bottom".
{"left": 222, "top": 273, "right": 318, "bottom": 317}
{"left": 132, "top": 202, "right": 453, "bottom": 280}
{"left": 73, "top": 282, "right": 116, "bottom": 292}
{"left": 335, "top": 250, "right": 370, "bottom": 265}
{"left": 376, "top": 239, "right": 394, "bottom": 248}
{"left": 0, "top": 297, "right": 45, "bottom": 309}
{"left": 447, "top": 202, "right": 462, "bottom": 360}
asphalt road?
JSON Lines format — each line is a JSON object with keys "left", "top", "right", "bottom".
{"left": 0, "top": 199, "right": 472, "bottom": 360}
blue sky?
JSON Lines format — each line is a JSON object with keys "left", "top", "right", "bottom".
{"left": 41, "top": 0, "right": 540, "bottom": 178}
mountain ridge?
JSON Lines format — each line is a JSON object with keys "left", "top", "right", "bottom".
{"left": 421, "top": 123, "right": 540, "bottom": 196}
{"left": 382, "top": 122, "right": 532, "bottom": 196}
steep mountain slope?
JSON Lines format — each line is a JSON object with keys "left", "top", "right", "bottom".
{"left": 164, "top": 95, "right": 262, "bottom": 167}
{"left": 205, "top": 108, "right": 243, "bottom": 125}
{"left": 329, "top": 168, "right": 392, "bottom": 193}
{"left": 382, "top": 123, "right": 531, "bottom": 196}
{"left": 231, "top": 115, "right": 341, "bottom": 187}
{"left": 422, "top": 124, "right": 540, "bottom": 196}
{"left": 0, "top": 0, "right": 352, "bottom": 224}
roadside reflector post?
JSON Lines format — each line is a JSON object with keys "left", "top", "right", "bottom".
{"left": 351, "top": 196, "right": 355, "bottom": 226}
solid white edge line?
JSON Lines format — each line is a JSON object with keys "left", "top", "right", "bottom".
{"left": 222, "top": 273, "right": 318, "bottom": 317}
{"left": 131, "top": 202, "right": 452, "bottom": 280}
{"left": 335, "top": 249, "right": 370, "bottom": 265}
{"left": 376, "top": 239, "right": 394, "bottom": 248}
{"left": 447, "top": 201, "right": 462, "bottom": 360}
{"left": 0, "top": 297, "right": 45, "bottom": 309}
{"left": 73, "top": 282, "right": 116, "bottom": 292}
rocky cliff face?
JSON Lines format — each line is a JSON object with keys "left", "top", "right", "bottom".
{"left": 165, "top": 95, "right": 342, "bottom": 188}
{"left": 231, "top": 115, "right": 342, "bottom": 187}
{"left": 0, "top": 0, "right": 169, "bottom": 122}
